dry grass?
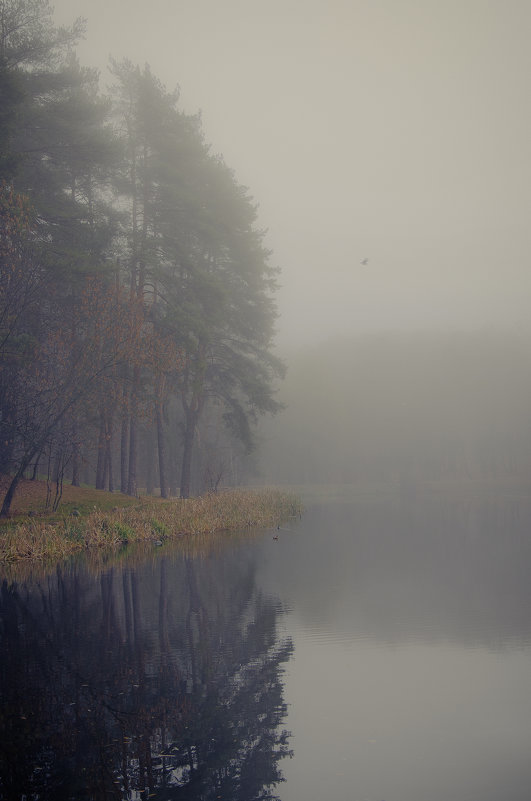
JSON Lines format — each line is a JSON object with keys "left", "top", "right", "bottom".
{"left": 0, "top": 480, "right": 303, "bottom": 563}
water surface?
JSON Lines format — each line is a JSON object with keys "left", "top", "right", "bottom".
{"left": 256, "top": 497, "right": 531, "bottom": 801}
{"left": 2, "top": 493, "right": 531, "bottom": 800}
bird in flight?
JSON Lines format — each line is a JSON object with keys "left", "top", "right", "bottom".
{"left": 360, "top": 258, "right": 368, "bottom": 265}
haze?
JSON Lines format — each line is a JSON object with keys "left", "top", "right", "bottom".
{"left": 51, "top": 0, "right": 531, "bottom": 348}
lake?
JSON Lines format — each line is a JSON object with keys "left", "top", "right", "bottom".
{"left": 2, "top": 492, "right": 531, "bottom": 800}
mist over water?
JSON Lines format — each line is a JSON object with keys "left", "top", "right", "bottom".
{"left": 258, "top": 329, "right": 531, "bottom": 488}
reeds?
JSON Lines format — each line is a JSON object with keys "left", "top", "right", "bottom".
{"left": 0, "top": 489, "right": 303, "bottom": 563}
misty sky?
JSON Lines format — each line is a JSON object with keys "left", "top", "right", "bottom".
{"left": 52, "top": 0, "right": 531, "bottom": 347}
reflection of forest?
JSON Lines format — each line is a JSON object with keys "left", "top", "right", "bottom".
{"left": 0, "top": 545, "right": 293, "bottom": 800}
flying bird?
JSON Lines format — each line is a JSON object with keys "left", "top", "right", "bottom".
{"left": 360, "top": 258, "right": 368, "bottom": 265}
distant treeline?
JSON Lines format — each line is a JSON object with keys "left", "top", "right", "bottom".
{"left": 0, "top": 1, "right": 283, "bottom": 515}
{"left": 260, "top": 331, "right": 531, "bottom": 486}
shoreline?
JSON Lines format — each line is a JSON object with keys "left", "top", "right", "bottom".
{"left": 0, "top": 487, "right": 303, "bottom": 563}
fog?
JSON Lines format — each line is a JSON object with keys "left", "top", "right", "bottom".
{"left": 50, "top": 0, "right": 531, "bottom": 487}
{"left": 258, "top": 330, "right": 531, "bottom": 485}
{"left": 52, "top": 0, "right": 531, "bottom": 348}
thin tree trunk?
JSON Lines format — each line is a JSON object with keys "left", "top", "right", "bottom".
{"left": 1, "top": 467, "right": 25, "bottom": 517}
{"left": 31, "top": 453, "right": 41, "bottom": 481}
{"left": 179, "top": 349, "right": 206, "bottom": 499}
{"left": 1, "top": 450, "right": 37, "bottom": 517}
{"left": 96, "top": 410, "right": 106, "bottom": 489}
{"left": 102, "top": 442, "right": 109, "bottom": 490}
{"left": 71, "top": 431, "right": 80, "bottom": 487}
{"left": 127, "top": 365, "right": 140, "bottom": 496}
{"left": 120, "top": 385, "right": 129, "bottom": 494}
{"left": 105, "top": 416, "right": 114, "bottom": 492}
{"left": 127, "top": 413, "right": 137, "bottom": 496}
{"left": 170, "top": 436, "right": 179, "bottom": 497}
{"left": 180, "top": 432, "right": 193, "bottom": 499}
{"left": 145, "top": 424, "right": 155, "bottom": 495}
{"left": 180, "top": 409, "right": 198, "bottom": 499}
{"left": 156, "top": 386, "right": 168, "bottom": 498}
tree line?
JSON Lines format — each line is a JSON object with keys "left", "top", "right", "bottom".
{"left": 0, "top": 0, "right": 284, "bottom": 515}
{"left": 259, "top": 330, "right": 531, "bottom": 487}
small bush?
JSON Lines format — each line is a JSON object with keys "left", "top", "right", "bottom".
{"left": 62, "top": 520, "right": 85, "bottom": 544}
{"left": 111, "top": 522, "right": 136, "bottom": 543}
{"left": 151, "top": 519, "right": 168, "bottom": 539}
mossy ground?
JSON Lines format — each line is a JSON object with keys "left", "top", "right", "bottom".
{"left": 0, "top": 476, "right": 142, "bottom": 521}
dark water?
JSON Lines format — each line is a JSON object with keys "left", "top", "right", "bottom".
{"left": 2, "top": 494, "right": 531, "bottom": 800}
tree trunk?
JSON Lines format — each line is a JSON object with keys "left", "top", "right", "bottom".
{"left": 170, "top": 437, "right": 179, "bottom": 497}
{"left": 1, "top": 449, "right": 37, "bottom": 517}
{"left": 127, "top": 365, "right": 140, "bottom": 496}
{"left": 96, "top": 410, "right": 106, "bottom": 489}
{"left": 127, "top": 414, "right": 138, "bottom": 496}
{"left": 0, "top": 403, "right": 15, "bottom": 474}
{"left": 71, "top": 432, "right": 80, "bottom": 487}
{"left": 145, "top": 425, "right": 155, "bottom": 495}
{"left": 105, "top": 421, "right": 114, "bottom": 492}
{"left": 180, "top": 409, "right": 198, "bottom": 499}
{"left": 1, "top": 467, "right": 25, "bottom": 517}
{"left": 31, "top": 453, "right": 41, "bottom": 481}
{"left": 120, "top": 388, "right": 129, "bottom": 494}
{"left": 156, "top": 399, "right": 168, "bottom": 498}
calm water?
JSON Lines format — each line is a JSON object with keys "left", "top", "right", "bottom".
{"left": 2, "top": 494, "right": 531, "bottom": 800}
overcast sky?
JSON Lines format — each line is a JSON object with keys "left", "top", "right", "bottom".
{"left": 52, "top": 0, "right": 531, "bottom": 348}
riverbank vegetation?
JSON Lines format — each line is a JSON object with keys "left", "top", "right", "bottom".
{"left": 0, "top": 482, "right": 302, "bottom": 562}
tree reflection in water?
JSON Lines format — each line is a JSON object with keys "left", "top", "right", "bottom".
{"left": 0, "top": 541, "right": 293, "bottom": 800}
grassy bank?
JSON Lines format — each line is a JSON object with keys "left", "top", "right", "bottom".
{"left": 0, "top": 484, "right": 302, "bottom": 563}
